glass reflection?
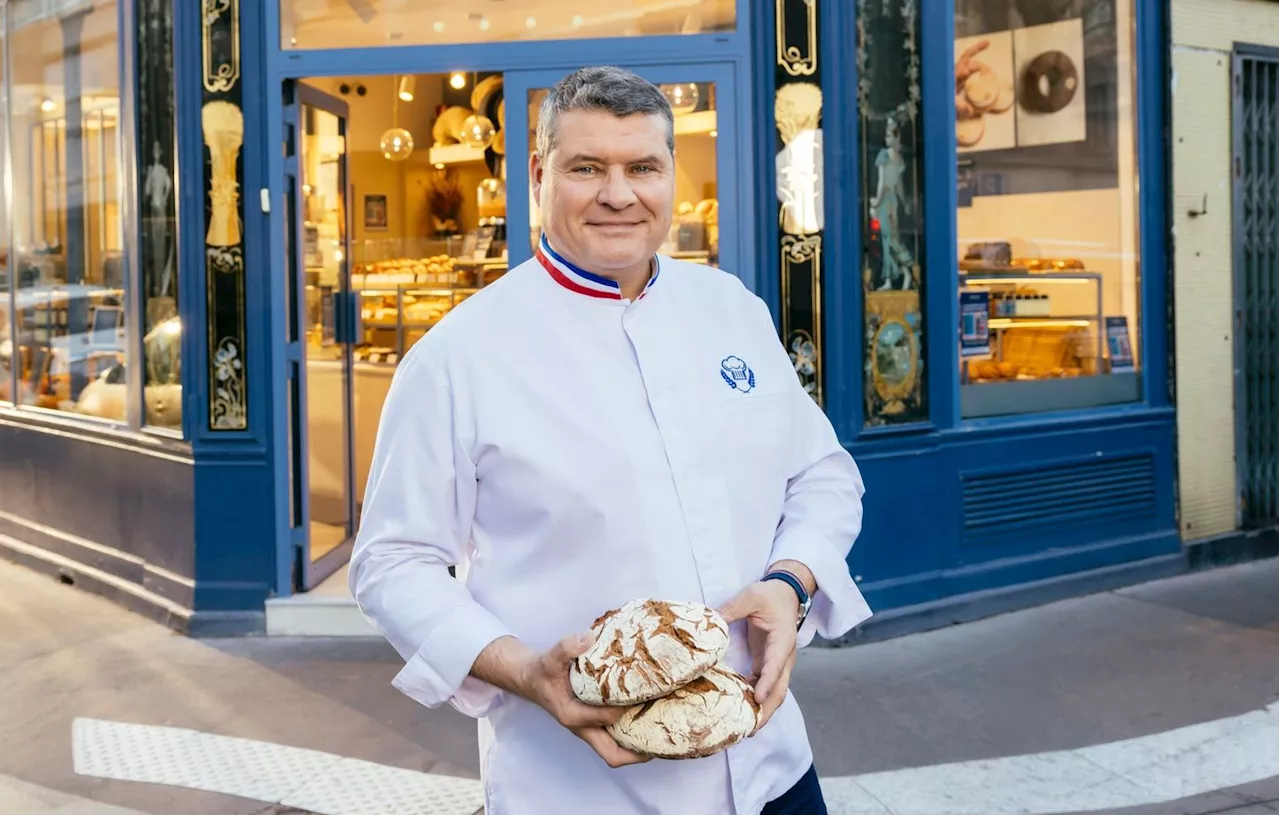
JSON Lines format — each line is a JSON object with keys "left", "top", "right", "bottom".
{"left": 9, "top": 1, "right": 127, "bottom": 419}
{"left": 282, "top": 0, "right": 735, "bottom": 51}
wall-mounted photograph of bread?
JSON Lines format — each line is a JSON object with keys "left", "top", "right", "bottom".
{"left": 954, "top": 16, "right": 1088, "bottom": 153}
{"left": 1012, "top": 18, "right": 1087, "bottom": 147}
{"left": 955, "top": 32, "right": 1017, "bottom": 153}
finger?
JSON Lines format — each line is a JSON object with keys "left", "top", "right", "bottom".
{"left": 754, "top": 653, "right": 795, "bottom": 735}
{"left": 575, "top": 726, "right": 652, "bottom": 768}
{"left": 715, "top": 589, "right": 756, "bottom": 625}
{"left": 548, "top": 631, "right": 595, "bottom": 665}
{"left": 753, "top": 632, "right": 794, "bottom": 702}
{"left": 766, "top": 650, "right": 796, "bottom": 713}
{"left": 563, "top": 699, "right": 629, "bottom": 728}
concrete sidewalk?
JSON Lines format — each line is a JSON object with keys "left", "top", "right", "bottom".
{"left": 0, "top": 774, "right": 148, "bottom": 815}
{"left": 0, "top": 556, "right": 1275, "bottom": 814}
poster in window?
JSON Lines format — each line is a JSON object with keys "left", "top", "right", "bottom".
{"left": 960, "top": 290, "right": 991, "bottom": 357}
{"left": 1105, "top": 315, "right": 1133, "bottom": 371}
{"left": 364, "top": 194, "right": 388, "bottom": 231}
{"left": 953, "top": 0, "right": 1114, "bottom": 196}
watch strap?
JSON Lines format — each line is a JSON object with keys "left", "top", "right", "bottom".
{"left": 762, "top": 570, "right": 811, "bottom": 629}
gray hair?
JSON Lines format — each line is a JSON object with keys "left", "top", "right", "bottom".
{"left": 534, "top": 66, "right": 675, "bottom": 159}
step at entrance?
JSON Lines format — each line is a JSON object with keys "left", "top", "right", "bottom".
{"left": 264, "top": 564, "right": 378, "bottom": 637}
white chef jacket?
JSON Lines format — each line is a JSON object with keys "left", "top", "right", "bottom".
{"left": 350, "top": 238, "right": 872, "bottom": 815}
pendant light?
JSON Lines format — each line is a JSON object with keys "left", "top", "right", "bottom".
{"left": 380, "top": 74, "right": 414, "bottom": 162}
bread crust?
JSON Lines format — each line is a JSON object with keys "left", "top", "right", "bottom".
{"left": 570, "top": 599, "right": 730, "bottom": 706}
{"left": 606, "top": 665, "right": 763, "bottom": 760}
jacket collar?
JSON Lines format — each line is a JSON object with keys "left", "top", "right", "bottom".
{"left": 535, "top": 234, "right": 658, "bottom": 301}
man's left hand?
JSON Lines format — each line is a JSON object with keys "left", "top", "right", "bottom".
{"left": 717, "top": 579, "right": 802, "bottom": 734}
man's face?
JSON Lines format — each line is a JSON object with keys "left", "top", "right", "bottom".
{"left": 531, "top": 109, "right": 674, "bottom": 277}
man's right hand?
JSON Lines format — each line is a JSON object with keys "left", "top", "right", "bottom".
{"left": 473, "top": 632, "right": 651, "bottom": 769}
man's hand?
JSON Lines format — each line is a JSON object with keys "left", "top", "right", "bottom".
{"left": 717, "top": 579, "right": 803, "bottom": 734}
{"left": 474, "top": 633, "right": 650, "bottom": 769}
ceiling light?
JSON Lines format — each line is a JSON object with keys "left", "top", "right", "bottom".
{"left": 397, "top": 75, "right": 416, "bottom": 102}
{"left": 478, "top": 17, "right": 491, "bottom": 31}
{"left": 432, "top": 20, "right": 444, "bottom": 33}
{"left": 449, "top": 72, "right": 467, "bottom": 90}
{"left": 40, "top": 98, "right": 55, "bottom": 112}
{"left": 572, "top": 15, "right": 584, "bottom": 27}
{"left": 526, "top": 16, "right": 537, "bottom": 29}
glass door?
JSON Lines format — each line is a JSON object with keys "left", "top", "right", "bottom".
{"left": 503, "top": 64, "right": 739, "bottom": 275}
{"left": 283, "top": 81, "right": 357, "bottom": 590}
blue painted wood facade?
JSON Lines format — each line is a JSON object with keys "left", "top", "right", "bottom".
{"left": 0, "top": 0, "right": 1174, "bottom": 629}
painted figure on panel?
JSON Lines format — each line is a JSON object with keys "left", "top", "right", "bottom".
{"left": 871, "top": 117, "right": 915, "bottom": 291}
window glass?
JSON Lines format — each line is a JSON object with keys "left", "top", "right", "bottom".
{"left": 10, "top": 1, "right": 126, "bottom": 419}
{"left": 138, "top": 0, "right": 180, "bottom": 430}
{"left": 859, "top": 0, "right": 927, "bottom": 427}
{"left": 0, "top": 8, "right": 10, "bottom": 404}
{"left": 295, "top": 72, "right": 512, "bottom": 516}
{"left": 954, "top": 0, "right": 1142, "bottom": 418}
{"left": 281, "top": 0, "right": 735, "bottom": 51}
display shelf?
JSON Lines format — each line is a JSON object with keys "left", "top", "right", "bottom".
{"left": 959, "top": 268, "right": 1105, "bottom": 384}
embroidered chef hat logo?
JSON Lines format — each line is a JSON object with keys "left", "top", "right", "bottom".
{"left": 720, "top": 356, "right": 755, "bottom": 393}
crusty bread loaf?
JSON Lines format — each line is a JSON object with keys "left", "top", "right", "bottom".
{"left": 570, "top": 599, "right": 730, "bottom": 706}
{"left": 607, "top": 665, "right": 762, "bottom": 759}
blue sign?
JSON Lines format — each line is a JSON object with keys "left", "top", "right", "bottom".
{"left": 960, "top": 290, "right": 991, "bottom": 357}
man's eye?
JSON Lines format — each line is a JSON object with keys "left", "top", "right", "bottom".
{"left": 632, "top": 166, "right": 655, "bottom": 174}
{"left": 573, "top": 166, "right": 597, "bottom": 175}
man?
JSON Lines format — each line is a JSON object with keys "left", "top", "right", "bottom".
{"left": 351, "top": 65, "right": 871, "bottom": 814}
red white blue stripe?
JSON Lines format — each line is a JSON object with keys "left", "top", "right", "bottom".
{"left": 535, "top": 234, "right": 659, "bottom": 301}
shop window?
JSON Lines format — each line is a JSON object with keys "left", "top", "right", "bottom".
{"left": 280, "top": 0, "right": 735, "bottom": 51}
{"left": 954, "top": 0, "right": 1142, "bottom": 418}
{"left": 138, "top": 0, "right": 181, "bottom": 430}
{"left": 0, "top": 16, "right": 9, "bottom": 405}
{"left": 294, "top": 72, "right": 514, "bottom": 513}
{"left": 8, "top": 1, "right": 128, "bottom": 420}
{"left": 858, "top": 0, "right": 927, "bottom": 427}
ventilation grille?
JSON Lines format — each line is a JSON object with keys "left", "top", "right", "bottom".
{"left": 962, "top": 454, "right": 1156, "bottom": 545}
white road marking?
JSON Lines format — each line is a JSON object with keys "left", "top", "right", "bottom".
{"left": 72, "top": 703, "right": 1279, "bottom": 815}
{"left": 72, "top": 718, "right": 484, "bottom": 815}
{"left": 821, "top": 702, "right": 1280, "bottom": 815}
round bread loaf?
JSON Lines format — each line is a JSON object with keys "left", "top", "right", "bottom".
{"left": 570, "top": 599, "right": 730, "bottom": 706}
{"left": 956, "top": 115, "right": 985, "bottom": 147}
{"left": 964, "top": 65, "right": 1001, "bottom": 110}
{"left": 607, "top": 665, "right": 762, "bottom": 759}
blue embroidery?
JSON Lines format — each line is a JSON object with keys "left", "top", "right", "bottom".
{"left": 720, "top": 356, "right": 755, "bottom": 393}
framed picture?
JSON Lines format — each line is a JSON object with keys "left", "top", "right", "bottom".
{"left": 363, "top": 194, "right": 388, "bottom": 231}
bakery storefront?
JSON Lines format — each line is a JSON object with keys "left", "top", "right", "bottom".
{"left": 0, "top": 0, "right": 1177, "bottom": 634}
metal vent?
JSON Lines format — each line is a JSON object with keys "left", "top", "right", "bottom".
{"left": 962, "top": 455, "right": 1157, "bottom": 544}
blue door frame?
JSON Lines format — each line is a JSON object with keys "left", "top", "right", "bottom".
{"left": 251, "top": 1, "right": 761, "bottom": 597}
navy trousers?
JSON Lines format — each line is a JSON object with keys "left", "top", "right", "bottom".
{"left": 761, "top": 764, "right": 827, "bottom": 814}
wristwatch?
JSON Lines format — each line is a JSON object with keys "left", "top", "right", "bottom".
{"left": 762, "top": 570, "right": 812, "bottom": 630}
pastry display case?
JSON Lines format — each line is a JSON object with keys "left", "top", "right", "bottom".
{"left": 959, "top": 267, "right": 1105, "bottom": 384}
{"left": 352, "top": 284, "right": 476, "bottom": 365}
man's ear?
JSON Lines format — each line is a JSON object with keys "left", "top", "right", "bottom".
{"left": 529, "top": 151, "right": 544, "bottom": 202}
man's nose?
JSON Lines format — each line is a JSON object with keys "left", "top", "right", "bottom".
{"left": 596, "top": 167, "right": 638, "bottom": 209}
